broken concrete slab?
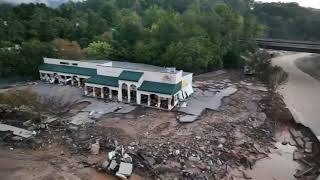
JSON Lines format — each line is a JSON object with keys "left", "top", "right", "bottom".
{"left": 118, "top": 162, "right": 133, "bottom": 177}
{"left": 90, "top": 140, "right": 100, "bottom": 155}
{"left": 83, "top": 101, "right": 135, "bottom": 115}
{"left": 178, "top": 115, "right": 198, "bottom": 123}
{"left": 289, "top": 129, "right": 303, "bottom": 139}
{"left": 70, "top": 112, "right": 95, "bottom": 125}
{"left": 304, "top": 141, "right": 313, "bottom": 153}
{"left": 0, "top": 123, "right": 33, "bottom": 138}
{"left": 179, "top": 86, "right": 238, "bottom": 116}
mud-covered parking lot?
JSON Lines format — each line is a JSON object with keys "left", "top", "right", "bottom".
{"left": 0, "top": 70, "right": 319, "bottom": 180}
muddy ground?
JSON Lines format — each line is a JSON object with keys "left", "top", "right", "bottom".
{"left": 0, "top": 70, "right": 319, "bottom": 180}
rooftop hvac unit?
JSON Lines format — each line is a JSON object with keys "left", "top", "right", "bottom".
{"left": 165, "top": 67, "right": 176, "bottom": 73}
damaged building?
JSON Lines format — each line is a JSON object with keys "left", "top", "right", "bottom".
{"left": 39, "top": 58, "right": 193, "bottom": 110}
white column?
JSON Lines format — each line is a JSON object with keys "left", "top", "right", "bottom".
{"left": 127, "top": 85, "right": 131, "bottom": 103}
{"left": 93, "top": 87, "right": 96, "bottom": 97}
{"left": 157, "top": 96, "right": 161, "bottom": 107}
{"left": 147, "top": 95, "right": 151, "bottom": 106}
{"left": 71, "top": 77, "right": 74, "bottom": 86}
{"left": 109, "top": 88, "right": 112, "bottom": 99}
{"left": 118, "top": 87, "right": 122, "bottom": 101}
{"left": 101, "top": 87, "right": 104, "bottom": 98}
{"left": 78, "top": 78, "right": 81, "bottom": 87}
{"left": 39, "top": 72, "right": 43, "bottom": 80}
{"left": 137, "top": 92, "right": 141, "bottom": 104}
{"left": 84, "top": 85, "right": 88, "bottom": 96}
{"left": 168, "top": 97, "right": 172, "bottom": 110}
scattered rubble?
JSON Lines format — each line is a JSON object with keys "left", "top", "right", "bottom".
{"left": 101, "top": 145, "right": 133, "bottom": 179}
{"left": 1, "top": 71, "right": 320, "bottom": 179}
{"left": 289, "top": 128, "right": 320, "bottom": 179}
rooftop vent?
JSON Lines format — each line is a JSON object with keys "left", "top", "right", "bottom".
{"left": 165, "top": 67, "right": 176, "bottom": 73}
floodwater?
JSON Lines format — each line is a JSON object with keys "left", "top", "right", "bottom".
{"left": 246, "top": 142, "right": 299, "bottom": 180}
{"left": 246, "top": 128, "right": 301, "bottom": 180}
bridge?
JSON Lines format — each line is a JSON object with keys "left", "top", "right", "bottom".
{"left": 254, "top": 39, "right": 320, "bottom": 53}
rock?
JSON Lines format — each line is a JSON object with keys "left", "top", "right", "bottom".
{"left": 293, "top": 150, "right": 304, "bottom": 160}
{"left": 39, "top": 124, "right": 46, "bottom": 129}
{"left": 208, "top": 160, "right": 214, "bottom": 166}
{"left": 304, "top": 141, "right": 313, "bottom": 153}
{"left": 78, "top": 164, "right": 84, "bottom": 169}
{"left": 175, "top": 150, "right": 180, "bottom": 156}
{"left": 223, "top": 79, "right": 232, "bottom": 83}
{"left": 102, "top": 160, "right": 109, "bottom": 169}
{"left": 256, "top": 112, "right": 267, "bottom": 121}
{"left": 218, "top": 137, "right": 227, "bottom": 144}
{"left": 11, "top": 136, "right": 23, "bottom": 141}
{"left": 218, "top": 144, "right": 223, "bottom": 149}
{"left": 90, "top": 140, "right": 100, "bottom": 155}
{"left": 67, "top": 125, "right": 79, "bottom": 131}
{"left": 188, "top": 156, "right": 201, "bottom": 162}
{"left": 242, "top": 171, "right": 252, "bottom": 179}
{"left": 23, "top": 120, "right": 32, "bottom": 127}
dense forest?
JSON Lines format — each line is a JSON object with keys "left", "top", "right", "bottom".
{"left": 0, "top": 0, "right": 319, "bottom": 79}
{"left": 253, "top": 2, "right": 320, "bottom": 41}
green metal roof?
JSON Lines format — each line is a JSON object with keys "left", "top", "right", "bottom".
{"left": 118, "top": 70, "right": 144, "bottom": 82}
{"left": 138, "top": 81, "right": 182, "bottom": 95}
{"left": 39, "top": 63, "right": 96, "bottom": 76}
{"left": 86, "top": 75, "right": 119, "bottom": 87}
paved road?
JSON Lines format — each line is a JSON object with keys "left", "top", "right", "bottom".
{"left": 272, "top": 53, "right": 320, "bottom": 140}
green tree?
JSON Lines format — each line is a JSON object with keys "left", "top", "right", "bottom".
{"left": 85, "top": 41, "right": 113, "bottom": 59}
{"left": 162, "top": 37, "right": 221, "bottom": 73}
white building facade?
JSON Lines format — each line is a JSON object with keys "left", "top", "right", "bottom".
{"left": 39, "top": 58, "right": 193, "bottom": 110}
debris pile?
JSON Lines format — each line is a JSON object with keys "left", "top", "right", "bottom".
{"left": 101, "top": 146, "right": 133, "bottom": 179}
{"left": 290, "top": 129, "right": 320, "bottom": 179}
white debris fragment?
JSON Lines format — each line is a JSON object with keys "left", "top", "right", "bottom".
{"left": 0, "top": 123, "right": 33, "bottom": 138}
{"left": 118, "top": 162, "right": 133, "bottom": 177}
{"left": 89, "top": 110, "right": 96, "bottom": 116}
{"left": 90, "top": 140, "right": 100, "bottom": 155}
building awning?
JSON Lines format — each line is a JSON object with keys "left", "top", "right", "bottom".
{"left": 86, "top": 75, "right": 119, "bottom": 87}
{"left": 138, "top": 81, "right": 182, "bottom": 95}
{"left": 118, "top": 70, "right": 144, "bottom": 82}
{"left": 39, "top": 63, "right": 96, "bottom": 76}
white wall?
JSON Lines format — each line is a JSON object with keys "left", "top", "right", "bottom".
{"left": 141, "top": 70, "right": 182, "bottom": 84}
{"left": 182, "top": 73, "right": 193, "bottom": 87}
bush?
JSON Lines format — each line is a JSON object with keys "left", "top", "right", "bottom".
{"left": 243, "top": 50, "right": 288, "bottom": 91}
